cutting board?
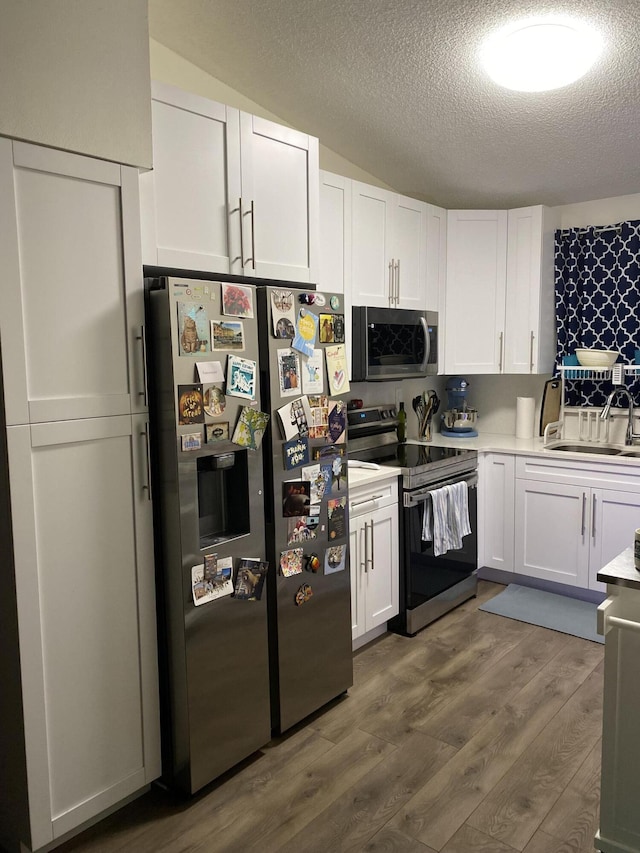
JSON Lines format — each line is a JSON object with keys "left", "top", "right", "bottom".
{"left": 539, "top": 378, "right": 562, "bottom": 436}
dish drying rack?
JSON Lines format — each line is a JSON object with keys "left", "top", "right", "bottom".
{"left": 543, "top": 363, "right": 640, "bottom": 446}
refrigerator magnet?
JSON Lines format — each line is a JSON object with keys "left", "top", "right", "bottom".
{"left": 305, "top": 553, "right": 321, "bottom": 573}
{"left": 221, "top": 283, "right": 254, "bottom": 318}
{"left": 283, "top": 437, "right": 310, "bottom": 470}
{"left": 325, "top": 545, "right": 347, "bottom": 575}
{"left": 280, "top": 548, "right": 303, "bottom": 577}
{"left": 325, "top": 345, "right": 350, "bottom": 396}
{"left": 330, "top": 295, "right": 340, "bottom": 310}
{"left": 319, "top": 314, "right": 335, "bottom": 343}
{"left": 205, "top": 422, "right": 229, "bottom": 443}
{"left": 181, "top": 432, "right": 202, "bottom": 452}
{"left": 271, "top": 289, "right": 296, "bottom": 338}
{"left": 277, "top": 349, "right": 301, "bottom": 397}
{"left": 327, "top": 497, "right": 347, "bottom": 540}
{"left": 294, "top": 583, "right": 313, "bottom": 606}
{"left": 292, "top": 309, "right": 318, "bottom": 358}
{"left": 226, "top": 355, "right": 256, "bottom": 400}
{"left": 282, "top": 481, "right": 311, "bottom": 517}
{"left": 177, "top": 303, "right": 210, "bottom": 355}
{"left": 178, "top": 384, "right": 204, "bottom": 425}
{"left": 211, "top": 319, "right": 244, "bottom": 352}
{"left": 231, "top": 407, "right": 270, "bottom": 450}
{"left": 302, "top": 349, "right": 324, "bottom": 394}
{"left": 203, "top": 385, "right": 226, "bottom": 416}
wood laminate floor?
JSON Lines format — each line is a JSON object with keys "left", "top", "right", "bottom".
{"left": 57, "top": 582, "right": 604, "bottom": 853}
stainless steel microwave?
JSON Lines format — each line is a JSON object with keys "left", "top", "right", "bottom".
{"left": 352, "top": 306, "right": 438, "bottom": 381}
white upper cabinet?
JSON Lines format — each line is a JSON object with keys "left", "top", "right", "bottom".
{"left": 504, "top": 205, "right": 558, "bottom": 374}
{"left": 444, "top": 209, "right": 508, "bottom": 374}
{"left": 319, "top": 171, "right": 351, "bottom": 295}
{"left": 351, "top": 181, "right": 429, "bottom": 310}
{"left": 444, "top": 205, "right": 555, "bottom": 375}
{"left": 141, "top": 82, "right": 319, "bottom": 283}
{"left": 0, "top": 140, "right": 147, "bottom": 426}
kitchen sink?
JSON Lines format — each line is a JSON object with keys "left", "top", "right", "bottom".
{"left": 547, "top": 443, "right": 623, "bottom": 455}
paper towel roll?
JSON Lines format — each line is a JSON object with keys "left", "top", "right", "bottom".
{"left": 516, "top": 397, "right": 535, "bottom": 439}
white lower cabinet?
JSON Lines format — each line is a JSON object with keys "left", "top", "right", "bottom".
{"left": 479, "top": 453, "right": 515, "bottom": 572}
{"left": 597, "top": 584, "right": 640, "bottom": 852}
{"left": 514, "top": 456, "right": 640, "bottom": 592}
{"left": 349, "top": 476, "right": 400, "bottom": 648}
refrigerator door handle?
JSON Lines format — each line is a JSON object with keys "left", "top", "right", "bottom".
{"left": 136, "top": 324, "right": 149, "bottom": 407}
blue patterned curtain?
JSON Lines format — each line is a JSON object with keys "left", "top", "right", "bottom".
{"left": 555, "top": 220, "right": 640, "bottom": 406}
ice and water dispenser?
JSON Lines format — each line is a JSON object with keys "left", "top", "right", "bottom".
{"left": 197, "top": 450, "right": 250, "bottom": 548}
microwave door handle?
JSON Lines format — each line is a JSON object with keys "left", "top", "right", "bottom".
{"left": 418, "top": 315, "right": 430, "bottom": 373}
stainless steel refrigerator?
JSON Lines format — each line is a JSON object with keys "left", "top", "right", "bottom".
{"left": 145, "top": 275, "right": 271, "bottom": 794}
{"left": 145, "top": 275, "right": 353, "bottom": 794}
{"left": 257, "top": 286, "right": 353, "bottom": 734}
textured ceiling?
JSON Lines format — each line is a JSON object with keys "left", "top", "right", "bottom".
{"left": 148, "top": 0, "right": 640, "bottom": 209}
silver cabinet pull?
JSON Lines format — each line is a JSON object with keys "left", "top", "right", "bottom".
{"left": 362, "top": 522, "right": 368, "bottom": 572}
{"left": 395, "top": 259, "right": 400, "bottom": 304}
{"left": 529, "top": 330, "right": 535, "bottom": 372}
{"left": 238, "top": 197, "right": 245, "bottom": 266}
{"left": 369, "top": 519, "right": 375, "bottom": 571}
{"left": 136, "top": 325, "right": 149, "bottom": 407}
{"left": 388, "top": 260, "right": 394, "bottom": 306}
{"left": 351, "top": 493, "right": 384, "bottom": 509}
{"left": 581, "top": 492, "right": 586, "bottom": 536}
{"left": 592, "top": 494, "right": 597, "bottom": 542}
{"left": 244, "top": 199, "right": 256, "bottom": 269}
{"left": 498, "top": 331, "right": 504, "bottom": 373}
{"left": 142, "top": 421, "right": 152, "bottom": 501}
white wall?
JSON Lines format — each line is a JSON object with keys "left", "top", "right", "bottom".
{"left": 556, "top": 193, "right": 640, "bottom": 228}
{"left": 149, "top": 39, "right": 394, "bottom": 189}
{"left": 0, "top": 0, "right": 152, "bottom": 168}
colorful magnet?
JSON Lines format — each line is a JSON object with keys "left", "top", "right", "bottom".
{"left": 330, "top": 295, "right": 340, "bottom": 310}
{"left": 181, "top": 432, "right": 202, "bottom": 451}
{"left": 294, "top": 583, "right": 314, "bottom": 606}
{"left": 306, "top": 554, "right": 321, "bottom": 573}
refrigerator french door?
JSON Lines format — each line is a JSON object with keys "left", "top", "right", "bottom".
{"left": 257, "top": 286, "right": 353, "bottom": 733}
{"left": 145, "top": 276, "right": 270, "bottom": 794}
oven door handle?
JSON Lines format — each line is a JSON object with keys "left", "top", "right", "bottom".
{"left": 403, "top": 472, "right": 478, "bottom": 507}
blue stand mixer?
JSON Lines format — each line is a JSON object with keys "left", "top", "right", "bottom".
{"left": 441, "top": 376, "right": 478, "bottom": 438}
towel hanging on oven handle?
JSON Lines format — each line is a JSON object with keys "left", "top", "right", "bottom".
{"left": 403, "top": 472, "right": 478, "bottom": 507}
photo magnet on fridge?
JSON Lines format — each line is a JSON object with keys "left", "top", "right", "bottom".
{"left": 327, "top": 496, "right": 347, "bottom": 540}
{"left": 325, "top": 544, "right": 347, "bottom": 575}
{"left": 277, "top": 396, "right": 312, "bottom": 441}
{"left": 203, "top": 385, "right": 226, "bottom": 416}
{"left": 319, "top": 314, "right": 335, "bottom": 343}
{"left": 211, "top": 320, "right": 244, "bottom": 351}
{"left": 332, "top": 314, "right": 345, "bottom": 343}
{"left": 283, "top": 436, "right": 310, "bottom": 470}
{"left": 205, "top": 422, "right": 230, "bottom": 443}
{"left": 226, "top": 355, "right": 256, "bottom": 400}
{"left": 234, "top": 558, "right": 268, "bottom": 601}
{"left": 177, "top": 302, "right": 210, "bottom": 355}
{"left": 282, "top": 481, "right": 311, "bottom": 517}
{"left": 280, "top": 548, "right": 303, "bottom": 577}
{"left": 271, "top": 289, "right": 296, "bottom": 339}
{"left": 178, "top": 384, "right": 205, "bottom": 425}
{"left": 302, "top": 349, "right": 324, "bottom": 394}
{"left": 327, "top": 400, "right": 347, "bottom": 443}
{"left": 277, "top": 349, "right": 301, "bottom": 396}
{"left": 292, "top": 308, "right": 318, "bottom": 358}
{"left": 221, "top": 283, "right": 254, "bottom": 318}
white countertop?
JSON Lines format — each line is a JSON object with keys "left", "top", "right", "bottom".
{"left": 347, "top": 463, "right": 402, "bottom": 489}
{"left": 598, "top": 547, "right": 640, "bottom": 591}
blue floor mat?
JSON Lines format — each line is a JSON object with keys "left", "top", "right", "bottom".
{"left": 479, "top": 583, "right": 604, "bottom": 644}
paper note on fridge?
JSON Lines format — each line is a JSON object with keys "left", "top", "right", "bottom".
{"left": 196, "top": 360, "right": 225, "bottom": 383}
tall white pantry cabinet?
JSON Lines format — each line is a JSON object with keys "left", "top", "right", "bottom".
{"left": 0, "top": 140, "right": 161, "bottom": 853}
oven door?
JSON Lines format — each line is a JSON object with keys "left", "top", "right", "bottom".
{"left": 391, "top": 471, "right": 478, "bottom": 635}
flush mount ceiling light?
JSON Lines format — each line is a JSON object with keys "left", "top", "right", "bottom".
{"left": 480, "top": 16, "right": 604, "bottom": 92}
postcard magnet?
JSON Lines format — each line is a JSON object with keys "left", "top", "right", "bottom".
{"left": 294, "top": 583, "right": 313, "bottom": 606}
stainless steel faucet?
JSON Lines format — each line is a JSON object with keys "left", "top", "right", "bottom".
{"left": 600, "top": 387, "right": 640, "bottom": 445}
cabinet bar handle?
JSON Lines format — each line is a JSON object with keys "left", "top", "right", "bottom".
{"left": 581, "top": 492, "right": 586, "bottom": 536}
{"left": 369, "top": 519, "right": 374, "bottom": 571}
{"left": 529, "top": 331, "right": 535, "bottom": 372}
{"left": 136, "top": 325, "right": 148, "bottom": 407}
{"left": 498, "top": 331, "right": 504, "bottom": 373}
{"left": 238, "top": 197, "right": 245, "bottom": 266}
{"left": 592, "top": 494, "right": 596, "bottom": 542}
{"left": 395, "top": 259, "right": 400, "bottom": 304}
{"left": 388, "top": 260, "right": 394, "bottom": 306}
{"left": 244, "top": 200, "right": 255, "bottom": 269}
{"left": 362, "top": 522, "right": 368, "bottom": 572}
{"left": 142, "top": 421, "right": 152, "bottom": 501}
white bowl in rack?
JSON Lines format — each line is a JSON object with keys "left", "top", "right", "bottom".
{"left": 575, "top": 348, "right": 620, "bottom": 367}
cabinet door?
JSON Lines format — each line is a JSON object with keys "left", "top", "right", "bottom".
{"left": 351, "top": 181, "right": 394, "bottom": 307}
{"left": 481, "top": 454, "right": 515, "bottom": 571}
{"left": 365, "top": 503, "right": 400, "bottom": 631}
{"left": 444, "top": 210, "right": 507, "bottom": 374}
{"left": 319, "top": 171, "right": 351, "bottom": 295}
{"left": 426, "top": 202, "right": 447, "bottom": 316}
{"left": 590, "top": 488, "right": 640, "bottom": 593}
{"left": 515, "top": 479, "right": 589, "bottom": 586}
{"left": 142, "top": 82, "right": 241, "bottom": 274}
{"left": 0, "top": 140, "right": 147, "bottom": 425}
{"left": 6, "top": 417, "right": 160, "bottom": 849}
{"left": 240, "top": 113, "right": 319, "bottom": 283}
{"left": 394, "top": 194, "right": 427, "bottom": 310}
{"left": 349, "top": 518, "right": 365, "bottom": 641}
